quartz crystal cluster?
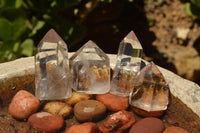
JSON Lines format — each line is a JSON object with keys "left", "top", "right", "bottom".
{"left": 35, "top": 28, "right": 169, "bottom": 114}
{"left": 129, "top": 62, "right": 169, "bottom": 112}
{"left": 110, "top": 31, "right": 143, "bottom": 97}
{"left": 69, "top": 40, "right": 110, "bottom": 94}
{"left": 35, "top": 29, "right": 72, "bottom": 100}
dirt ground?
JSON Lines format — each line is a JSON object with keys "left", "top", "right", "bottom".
{"left": 79, "top": 0, "right": 200, "bottom": 85}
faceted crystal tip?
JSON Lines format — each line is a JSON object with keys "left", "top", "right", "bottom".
{"left": 125, "top": 31, "right": 138, "bottom": 40}
{"left": 84, "top": 40, "right": 98, "bottom": 48}
{"left": 40, "top": 29, "right": 65, "bottom": 44}
{"left": 123, "top": 30, "right": 143, "bottom": 50}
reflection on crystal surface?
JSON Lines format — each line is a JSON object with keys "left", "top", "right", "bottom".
{"left": 129, "top": 62, "right": 169, "bottom": 112}
{"left": 69, "top": 40, "right": 110, "bottom": 94}
{"left": 110, "top": 31, "right": 143, "bottom": 96}
{"left": 35, "top": 29, "right": 72, "bottom": 100}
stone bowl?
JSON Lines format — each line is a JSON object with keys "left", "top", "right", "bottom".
{"left": 0, "top": 53, "right": 200, "bottom": 132}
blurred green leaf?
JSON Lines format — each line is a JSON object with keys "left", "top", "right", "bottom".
{"left": 20, "top": 38, "right": 34, "bottom": 56}
{"left": 43, "top": 14, "right": 51, "bottom": 20}
{"left": 29, "top": 20, "right": 45, "bottom": 37}
{"left": 185, "top": 2, "right": 200, "bottom": 19}
{"left": 51, "top": 1, "right": 57, "bottom": 7}
{"left": 0, "top": 39, "right": 15, "bottom": 51}
{"left": 13, "top": 42, "right": 20, "bottom": 52}
{"left": 0, "top": 8, "right": 25, "bottom": 21}
{"left": 12, "top": 17, "right": 27, "bottom": 40}
{"left": 0, "top": 0, "right": 5, "bottom": 8}
{"left": 0, "top": 18, "right": 12, "bottom": 40}
{"left": 15, "top": 0, "right": 22, "bottom": 8}
{"left": 0, "top": 0, "right": 93, "bottom": 62}
{"left": 191, "top": 0, "right": 200, "bottom": 8}
{"left": 4, "top": 0, "right": 16, "bottom": 7}
{"left": 0, "top": 39, "right": 16, "bottom": 62}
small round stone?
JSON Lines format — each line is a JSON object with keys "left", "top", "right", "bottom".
{"left": 65, "top": 122, "right": 98, "bottom": 133}
{"left": 9, "top": 90, "right": 40, "bottom": 120}
{"left": 28, "top": 112, "right": 64, "bottom": 132}
{"left": 74, "top": 100, "right": 106, "bottom": 122}
{"left": 129, "top": 117, "right": 164, "bottom": 133}
{"left": 163, "top": 126, "right": 189, "bottom": 133}
{"left": 96, "top": 93, "right": 129, "bottom": 112}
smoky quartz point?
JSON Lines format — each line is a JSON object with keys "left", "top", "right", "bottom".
{"left": 110, "top": 31, "right": 143, "bottom": 96}
{"left": 35, "top": 29, "right": 72, "bottom": 100}
{"left": 69, "top": 40, "right": 110, "bottom": 94}
{"left": 129, "top": 62, "right": 169, "bottom": 113}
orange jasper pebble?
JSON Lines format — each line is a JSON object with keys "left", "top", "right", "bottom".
{"left": 163, "top": 126, "right": 189, "bottom": 133}
{"left": 65, "top": 122, "right": 98, "bottom": 133}
{"left": 99, "top": 110, "right": 135, "bottom": 133}
{"left": 9, "top": 90, "right": 40, "bottom": 120}
{"left": 96, "top": 93, "right": 129, "bottom": 112}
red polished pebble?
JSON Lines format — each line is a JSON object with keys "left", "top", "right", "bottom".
{"left": 9, "top": 90, "right": 40, "bottom": 120}
{"left": 28, "top": 112, "right": 64, "bottom": 133}
{"left": 129, "top": 117, "right": 164, "bottom": 133}
{"left": 65, "top": 122, "right": 98, "bottom": 133}
{"left": 163, "top": 126, "right": 189, "bottom": 133}
{"left": 96, "top": 93, "right": 129, "bottom": 112}
{"left": 99, "top": 110, "right": 136, "bottom": 133}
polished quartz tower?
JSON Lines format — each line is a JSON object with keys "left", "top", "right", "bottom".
{"left": 110, "top": 31, "right": 143, "bottom": 96}
{"left": 35, "top": 29, "right": 72, "bottom": 100}
{"left": 69, "top": 40, "right": 110, "bottom": 94}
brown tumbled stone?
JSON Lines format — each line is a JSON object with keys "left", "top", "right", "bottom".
{"left": 96, "top": 93, "right": 129, "bottom": 112}
{"left": 74, "top": 100, "right": 106, "bottom": 122}
{"left": 129, "top": 117, "right": 164, "bottom": 133}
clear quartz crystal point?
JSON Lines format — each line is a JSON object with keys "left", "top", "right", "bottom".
{"left": 69, "top": 40, "right": 110, "bottom": 94}
{"left": 110, "top": 31, "right": 143, "bottom": 96}
{"left": 129, "top": 62, "right": 169, "bottom": 112}
{"left": 35, "top": 29, "right": 72, "bottom": 100}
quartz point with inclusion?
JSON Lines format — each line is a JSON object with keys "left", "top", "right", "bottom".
{"left": 110, "top": 31, "right": 143, "bottom": 96}
{"left": 69, "top": 40, "right": 110, "bottom": 94}
{"left": 129, "top": 62, "right": 169, "bottom": 113}
{"left": 35, "top": 29, "right": 72, "bottom": 100}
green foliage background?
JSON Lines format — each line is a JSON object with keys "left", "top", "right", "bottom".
{"left": 185, "top": 0, "right": 200, "bottom": 19}
{"left": 0, "top": 0, "right": 87, "bottom": 63}
{"left": 0, "top": 0, "right": 199, "bottom": 63}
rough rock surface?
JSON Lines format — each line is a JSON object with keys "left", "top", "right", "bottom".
{"left": 0, "top": 53, "right": 200, "bottom": 118}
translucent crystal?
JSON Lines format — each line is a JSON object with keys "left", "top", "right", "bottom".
{"left": 110, "top": 31, "right": 143, "bottom": 96}
{"left": 35, "top": 29, "right": 72, "bottom": 100}
{"left": 69, "top": 40, "right": 110, "bottom": 94}
{"left": 129, "top": 62, "right": 169, "bottom": 112}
